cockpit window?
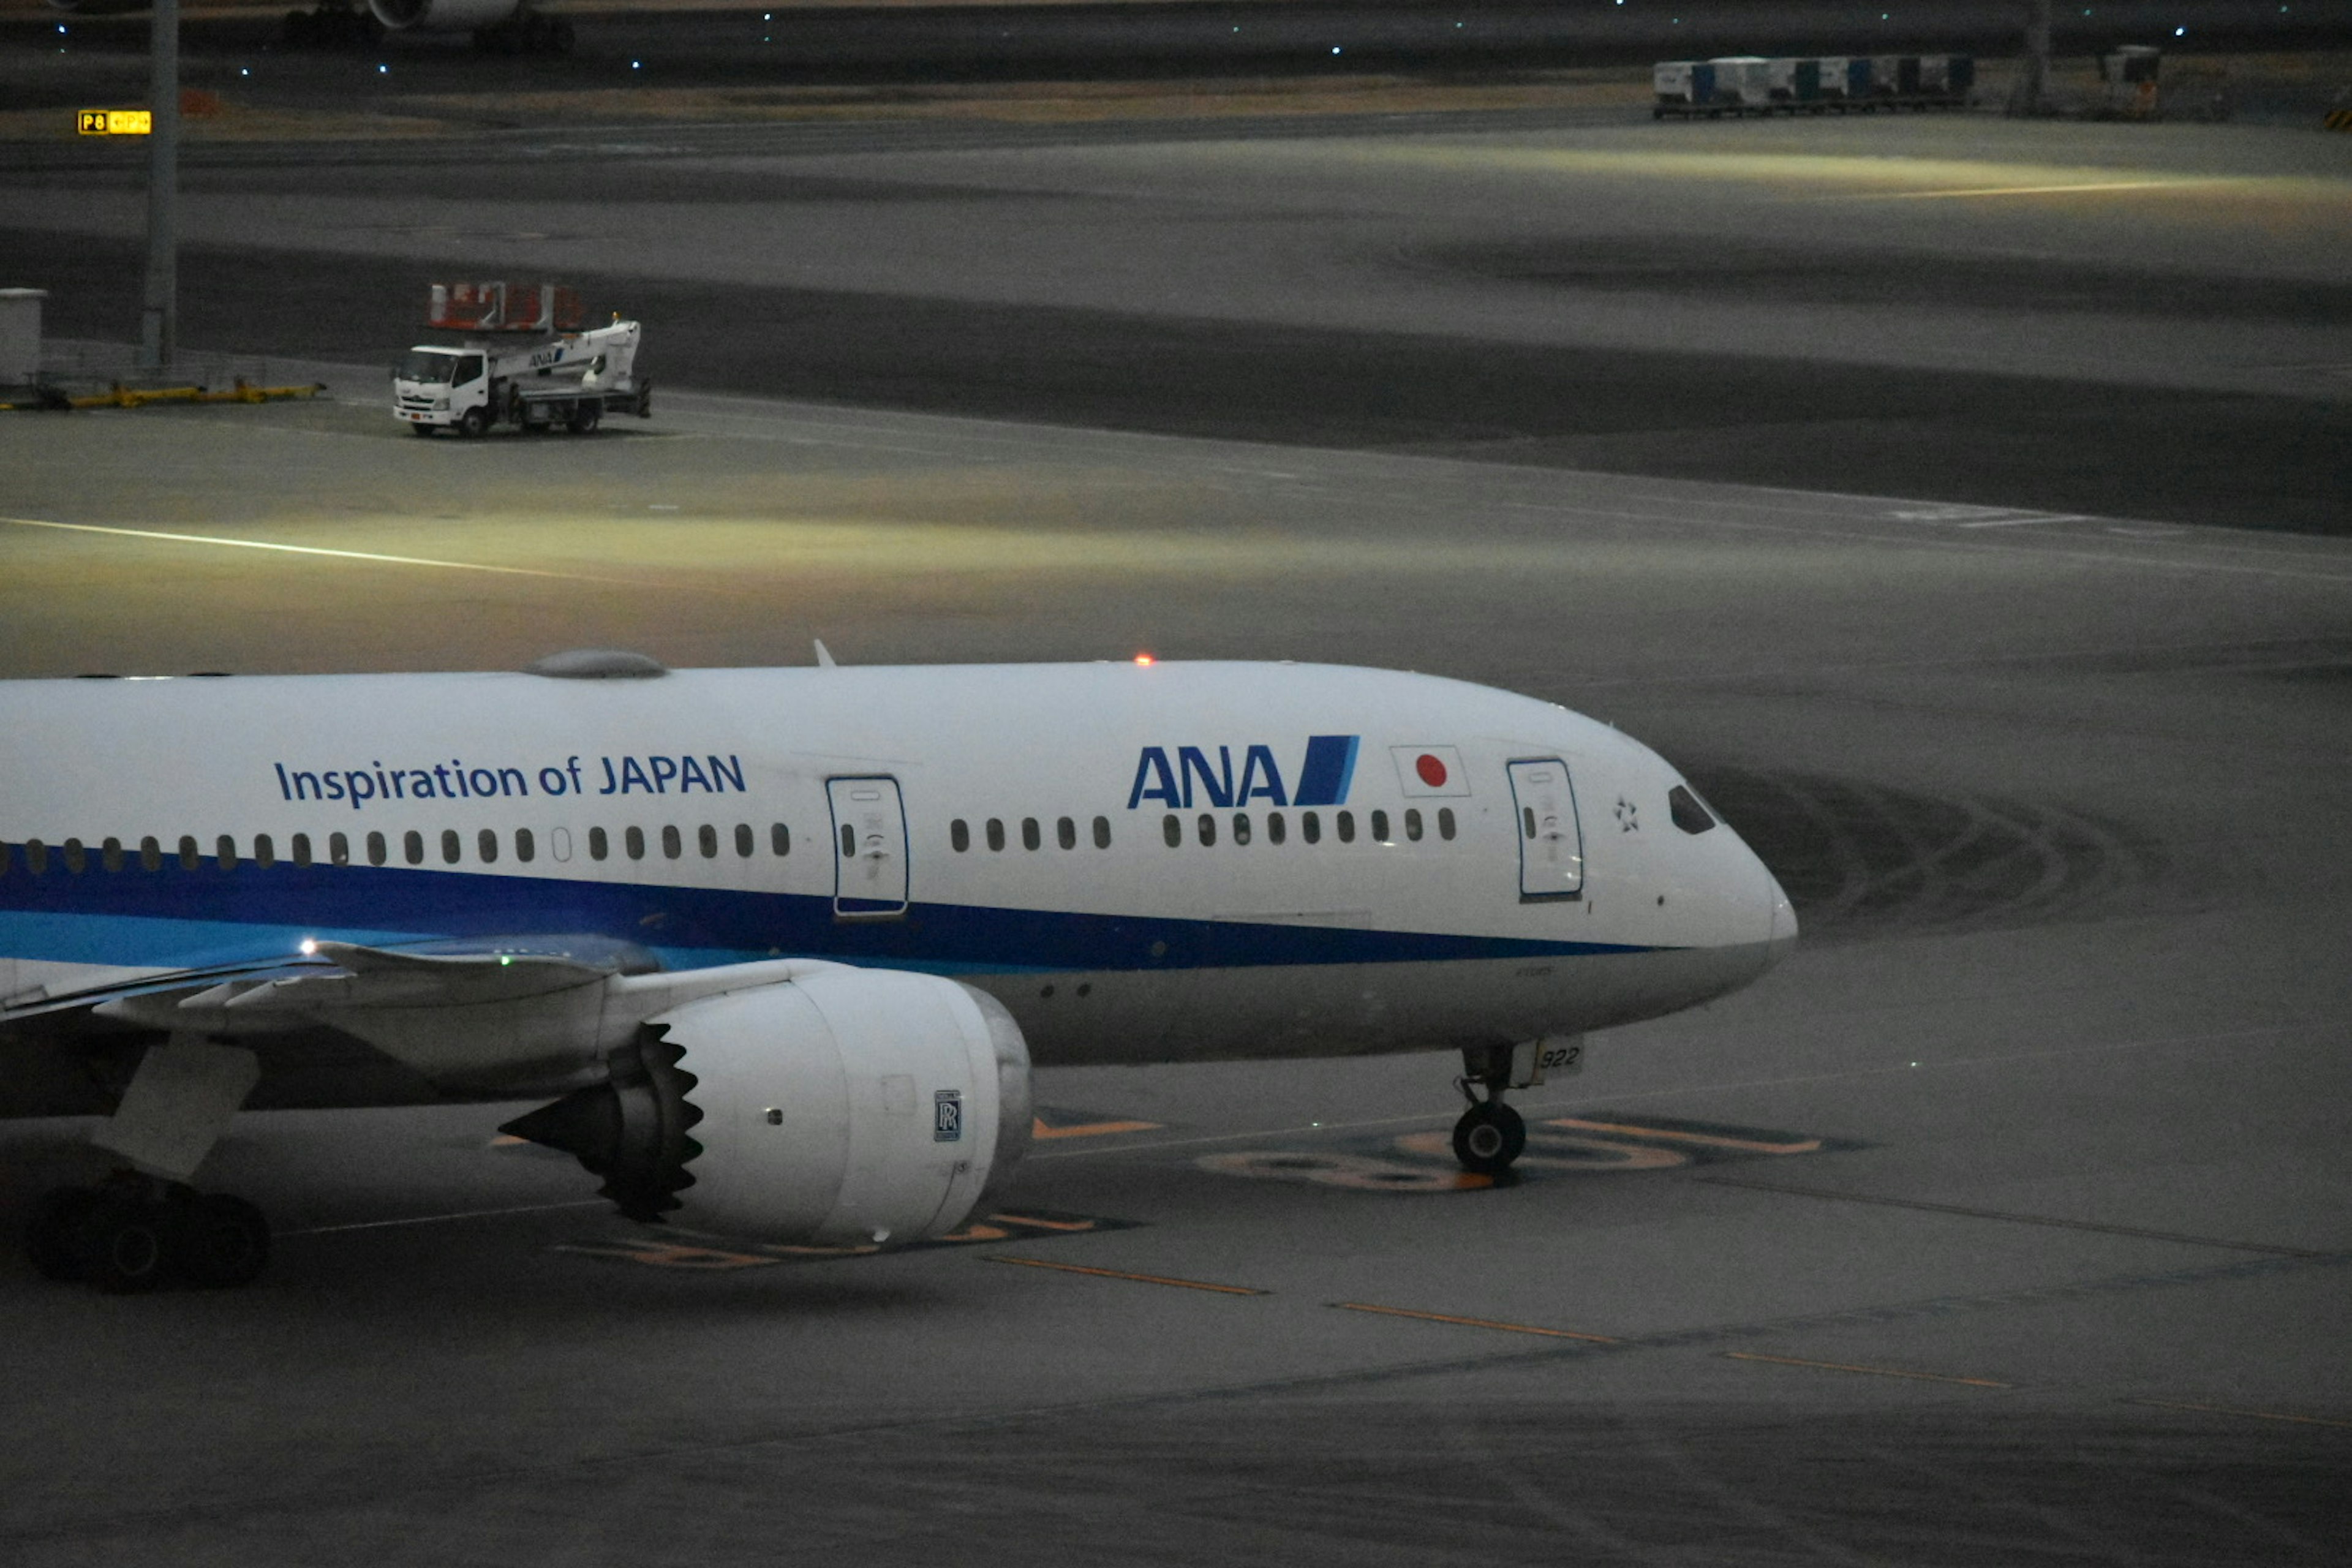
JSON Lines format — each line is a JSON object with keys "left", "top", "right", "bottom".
{"left": 1668, "top": 783, "right": 1717, "bottom": 834}
{"left": 401, "top": 350, "right": 458, "bottom": 383}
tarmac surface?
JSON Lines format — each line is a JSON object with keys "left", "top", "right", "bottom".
{"left": 2, "top": 99, "right": 2350, "bottom": 1566}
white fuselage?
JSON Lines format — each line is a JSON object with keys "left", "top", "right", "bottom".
{"left": 0, "top": 662, "right": 1792, "bottom": 1090}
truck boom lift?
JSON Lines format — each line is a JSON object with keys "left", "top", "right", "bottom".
{"left": 393, "top": 282, "right": 650, "bottom": 438}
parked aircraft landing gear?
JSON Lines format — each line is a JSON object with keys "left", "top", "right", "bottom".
{"left": 1452, "top": 1044, "right": 1528, "bottom": 1175}
{"left": 26, "top": 1175, "right": 270, "bottom": 1293}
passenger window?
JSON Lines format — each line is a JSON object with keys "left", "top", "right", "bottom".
{"left": 26, "top": 839, "right": 48, "bottom": 875}
{"left": 1523, "top": 807, "right": 1537, "bottom": 840}
{"left": 839, "top": 824, "right": 855, "bottom": 858}
{"left": 330, "top": 831, "right": 350, "bottom": 866}
{"left": 771, "top": 824, "right": 790, "bottom": 856}
{"left": 441, "top": 829, "right": 461, "bottom": 865}
{"left": 1669, "top": 784, "right": 1718, "bottom": 835}
{"left": 1302, "top": 812, "right": 1321, "bottom": 845}
{"left": 734, "top": 823, "right": 753, "bottom": 858}
{"left": 64, "top": 839, "right": 87, "bottom": 874}
{"left": 367, "top": 832, "right": 387, "bottom": 867}
{"left": 1022, "top": 818, "right": 1041, "bottom": 852}
{"left": 1233, "top": 813, "right": 1251, "bottom": 846}
{"left": 698, "top": 824, "right": 717, "bottom": 859}
{"left": 1163, "top": 814, "right": 1181, "bottom": 848}
{"left": 589, "top": 827, "right": 609, "bottom": 861}
{"left": 291, "top": 833, "right": 312, "bottom": 869}
{"left": 478, "top": 828, "right": 498, "bottom": 864}
{"left": 1336, "top": 812, "right": 1355, "bottom": 844}
{"left": 179, "top": 835, "right": 200, "bottom": 871}
{"left": 405, "top": 830, "right": 424, "bottom": 865}
{"left": 1057, "top": 816, "right": 1076, "bottom": 851}
{"left": 1371, "top": 810, "right": 1390, "bottom": 844}
{"left": 1405, "top": 809, "right": 1423, "bottom": 843}
{"left": 254, "top": 834, "right": 275, "bottom": 869}
{"left": 952, "top": 820, "right": 971, "bottom": 853}
{"left": 515, "top": 828, "right": 535, "bottom": 863}
{"left": 627, "top": 826, "right": 646, "bottom": 861}
{"left": 102, "top": 837, "right": 124, "bottom": 873}
{"left": 1268, "top": 812, "right": 1286, "bottom": 845}
{"left": 213, "top": 836, "right": 235, "bottom": 872}
{"left": 1439, "top": 808, "right": 1457, "bottom": 841}
{"left": 1093, "top": 816, "right": 1112, "bottom": 850}
{"left": 663, "top": 825, "right": 682, "bottom": 859}
{"left": 140, "top": 835, "right": 162, "bottom": 872}
{"left": 1197, "top": 814, "right": 1216, "bottom": 846}
{"left": 986, "top": 819, "right": 1006, "bottom": 852}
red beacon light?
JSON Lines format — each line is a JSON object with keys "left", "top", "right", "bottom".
{"left": 1133, "top": 653, "right": 1156, "bottom": 666}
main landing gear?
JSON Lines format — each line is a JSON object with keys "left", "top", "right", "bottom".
{"left": 26, "top": 1034, "right": 273, "bottom": 1291}
{"left": 27, "top": 1175, "right": 271, "bottom": 1294}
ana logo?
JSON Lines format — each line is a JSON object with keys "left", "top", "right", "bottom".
{"left": 934, "top": 1090, "right": 963, "bottom": 1142}
{"left": 1127, "top": 736, "right": 1359, "bottom": 810}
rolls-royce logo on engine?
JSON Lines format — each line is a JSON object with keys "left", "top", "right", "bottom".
{"left": 934, "top": 1090, "right": 963, "bottom": 1142}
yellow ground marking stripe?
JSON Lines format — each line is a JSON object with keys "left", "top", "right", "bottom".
{"left": 2127, "top": 1398, "right": 2352, "bottom": 1429}
{"left": 1723, "top": 1351, "right": 2010, "bottom": 1387}
{"left": 1548, "top": 1117, "right": 1821, "bottom": 1154}
{"left": 1031, "top": 1116, "right": 1163, "bottom": 1140}
{"left": 1332, "top": 1302, "right": 1620, "bottom": 1341}
{"left": 986, "top": 1255, "right": 1266, "bottom": 1295}
{"left": 986, "top": 1212, "right": 1100, "bottom": 1232}
{"left": 0, "top": 515, "right": 612, "bottom": 582}
{"left": 282, "top": 1199, "right": 608, "bottom": 1235}
{"left": 1858, "top": 179, "right": 2217, "bottom": 200}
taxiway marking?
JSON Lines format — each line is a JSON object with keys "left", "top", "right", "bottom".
{"left": 1549, "top": 1117, "right": 1822, "bottom": 1155}
{"left": 0, "top": 515, "right": 621, "bottom": 583}
{"left": 987, "top": 1255, "right": 1266, "bottom": 1294}
{"left": 1699, "top": 1175, "right": 2329, "bottom": 1257}
{"left": 2125, "top": 1398, "right": 2352, "bottom": 1429}
{"left": 1722, "top": 1351, "right": 2010, "bottom": 1389}
{"left": 1333, "top": 1302, "right": 1619, "bottom": 1341}
{"left": 283, "top": 1199, "right": 607, "bottom": 1236}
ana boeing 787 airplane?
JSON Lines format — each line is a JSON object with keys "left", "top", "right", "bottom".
{"left": 0, "top": 650, "right": 1793, "bottom": 1291}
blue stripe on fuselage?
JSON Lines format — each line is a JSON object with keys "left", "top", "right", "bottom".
{"left": 0, "top": 850, "right": 1657, "bottom": 976}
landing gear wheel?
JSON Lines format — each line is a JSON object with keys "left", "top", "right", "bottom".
{"left": 86, "top": 1196, "right": 172, "bottom": 1294}
{"left": 457, "top": 406, "right": 489, "bottom": 439}
{"left": 1452, "top": 1101, "right": 1526, "bottom": 1175}
{"left": 26, "top": 1186, "right": 100, "bottom": 1282}
{"left": 172, "top": 1194, "right": 271, "bottom": 1289}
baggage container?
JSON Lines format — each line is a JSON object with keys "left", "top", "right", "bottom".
{"left": 1709, "top": 56, "right": 1773, "bottom": 111}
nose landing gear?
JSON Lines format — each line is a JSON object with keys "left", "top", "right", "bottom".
{"left": 1452, "top": 1045, "right": 1529, "bottom": 1176}
{"left": 1449, "top": 1036, "right": 1583, "bottom": 1176}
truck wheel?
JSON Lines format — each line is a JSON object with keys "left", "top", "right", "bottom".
{"left": 567, "top": 404, "right": 601, "bottom": 435}
{"left": 458, "top": 407, "right": 489, "bottom": 439}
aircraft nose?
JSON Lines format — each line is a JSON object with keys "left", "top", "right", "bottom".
{"left": 1765, "top": 869, "right": 1798, "bottom": 968}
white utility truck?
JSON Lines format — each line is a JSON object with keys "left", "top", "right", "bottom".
{"left": 393, "top": 282, "right": 651, "bottom": 437}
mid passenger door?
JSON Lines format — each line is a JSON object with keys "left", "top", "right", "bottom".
{"left": 1507, "top": 758, "right": 1584, "bottom": 901}
{"left": 828, "top": 776, "right": 910, "bottom": 919}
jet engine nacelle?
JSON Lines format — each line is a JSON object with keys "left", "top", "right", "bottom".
{"left": 369, "top": 0, "right": 522, "bottom": 32}
{"left": 503, "top": 970, "right": 1033, "bottom": 1248}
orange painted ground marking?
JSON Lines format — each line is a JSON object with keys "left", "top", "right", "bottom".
{"left": 1549, "top": 1117, "right": 1821, "bottom": 1155}
{"left": 1724, "top": 1351, "right": 2010, "bottom": 1388}
{"left": 986, "top": 1256, "right": 1265, "bottom": 1295}
{"left": 1032, "top": 1117, "right": 1162, "bottom": 1140}
{"left": 2127, "top": 1398, "right": 2352, "bottom": 1429}
{"left": 1333, "top": 1302, "right": 1620, "bottom": 1341}
{"left": 987, "top": 1212, "right": 1099, "bottom": 1232}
